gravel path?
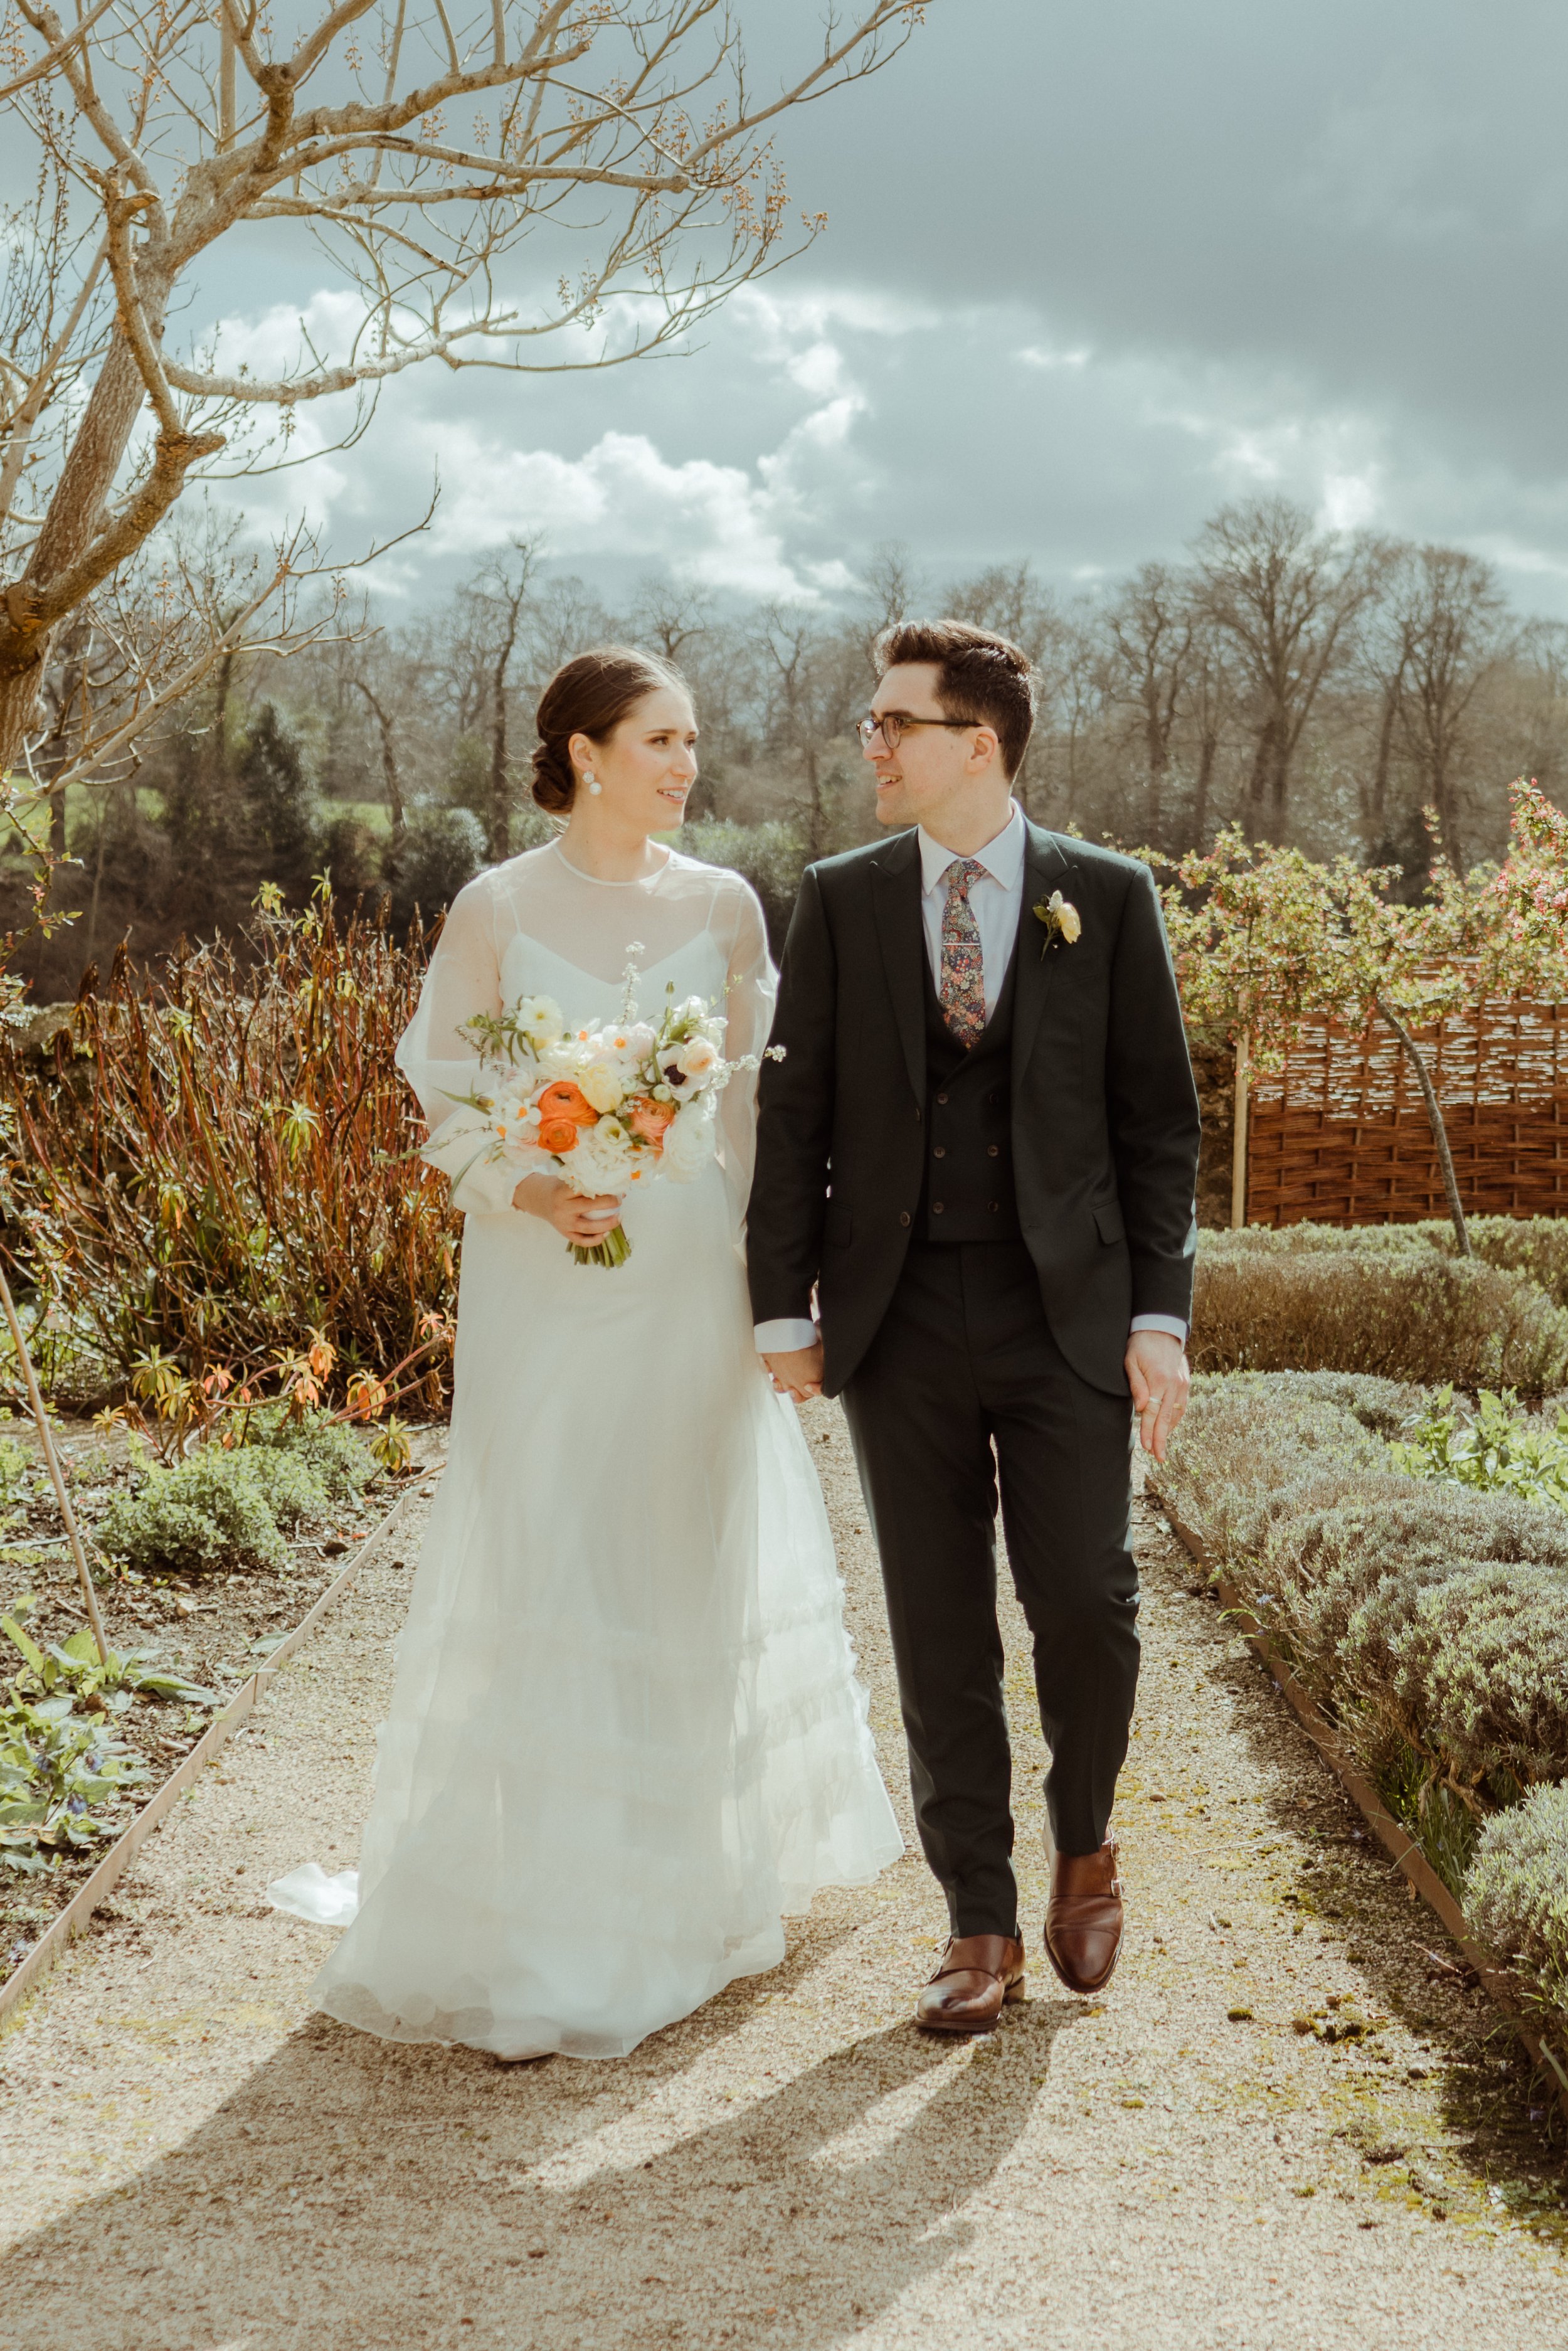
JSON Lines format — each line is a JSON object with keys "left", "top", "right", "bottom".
{"left": 0, "top": 1403, "right": 1564, "bottom": 2350}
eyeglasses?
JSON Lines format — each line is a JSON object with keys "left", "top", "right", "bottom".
{"left": 857, "top": 713, "right": 977, "bottom": 752}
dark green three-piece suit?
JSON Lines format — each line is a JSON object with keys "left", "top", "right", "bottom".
{"left": 746, "top": 820, "right": 1201, "bottom": 1940}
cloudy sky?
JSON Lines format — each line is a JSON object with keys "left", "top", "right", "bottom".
{"left": 204, "top": 1, "right": 1568, "bottom": 616}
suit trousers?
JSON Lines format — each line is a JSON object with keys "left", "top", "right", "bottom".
{"left": 841, "top": 1239, "right": 1139, "bottom": 1940}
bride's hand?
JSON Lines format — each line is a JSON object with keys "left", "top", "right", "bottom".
{"left": 512, "top": 1174, "right": 624, "bottom": 1243}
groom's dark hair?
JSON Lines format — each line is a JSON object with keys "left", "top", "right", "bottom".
{"left": 874, "top": 619, "right": 1036, "bottom": 780}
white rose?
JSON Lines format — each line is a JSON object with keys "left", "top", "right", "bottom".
{"left": 661, "top": 1096, "right": 717, "bottom": 1182}
{"left": 578, "top": 1059, "right": 626, "bottom": 1115}
{"left": 675, "top": 1035, "right": 720, "bottom": 1085}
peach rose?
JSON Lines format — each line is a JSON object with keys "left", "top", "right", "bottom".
{"left": 536, "top": 1078, "right": 599, "bottom": 1127}
{"left": 625, "top": 1096, "right": 678, "bottom": 1148}
{"left": 536, "top": 1116, "right": 581, "bottom": 1154}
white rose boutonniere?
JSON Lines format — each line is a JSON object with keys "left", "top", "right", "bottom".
{"left": 1033, "top": 889, "right": 1083, "bottom": 957}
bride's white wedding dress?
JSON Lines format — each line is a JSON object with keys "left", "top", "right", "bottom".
{"left": 268, "top": 841, "right": 901, "bottom": 2059}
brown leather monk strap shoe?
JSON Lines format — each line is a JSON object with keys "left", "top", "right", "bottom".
{"left": 1043, "top": 1837, "right": 1124, "bottom": 1995}
{"left": 915, "top": 1933, "right": 1026, "bottom": 2034}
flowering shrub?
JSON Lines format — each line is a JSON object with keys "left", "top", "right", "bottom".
{"left": 0, "top": 888, "right": 457, "bottom": 1410}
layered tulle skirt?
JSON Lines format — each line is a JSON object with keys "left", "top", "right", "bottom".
{"left": 269, "top": 1165, "right": 901, "bottom": 2059}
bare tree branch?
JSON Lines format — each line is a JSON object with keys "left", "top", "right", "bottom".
{"left": 0, "top": 0, "right": 934, "bottom": 770}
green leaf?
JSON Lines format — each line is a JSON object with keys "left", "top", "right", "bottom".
{"left": 1, "top": 1614, "right": 46, "bottom": 1675}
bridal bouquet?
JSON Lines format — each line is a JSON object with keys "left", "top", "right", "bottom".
{"left": 448, "top": 947, "right": 776, "bottom": 1266}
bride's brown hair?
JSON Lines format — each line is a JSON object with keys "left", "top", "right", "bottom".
{"left": 531, "top": 645, "right": 689, "bottom": 814}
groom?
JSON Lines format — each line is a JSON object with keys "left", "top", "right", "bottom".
{"left": 747, "top": 620, "right": 1200, "bottom": 2032}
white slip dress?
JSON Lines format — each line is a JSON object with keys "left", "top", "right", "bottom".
{"left": 268, "top": 842, "right": 901, "bottom": 2059}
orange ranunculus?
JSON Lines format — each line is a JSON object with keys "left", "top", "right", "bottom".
{"left": 625, "top": 1096, "right": 677, "bottom": 1147}
{"left": 536, "top": 1116, "right": 581, "bottom": 1154}
{"left": 536, "top": 1079, "right": 599, "bottom": 1127}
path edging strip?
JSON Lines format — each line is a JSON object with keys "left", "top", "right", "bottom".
{"left": 0, "top": 1483, "right": 418, "bottom": 2032}
{"left": 1159, "top": 1496, "right": 1568, "bottom": 2124}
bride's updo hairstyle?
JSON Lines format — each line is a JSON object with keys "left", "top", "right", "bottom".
{"left": 531, "top": 645, "right": 688, "bottom": 814}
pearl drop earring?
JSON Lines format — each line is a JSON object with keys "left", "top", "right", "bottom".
{"left": 585, "top": 770, "right": 602, "bottom": 797}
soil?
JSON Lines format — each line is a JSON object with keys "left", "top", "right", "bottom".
{"left": 0, "top": 1404, "right": 1563, "bottom": 2350}
{"left": 0, "top": 1414, "right": 410, "bottom": 1964}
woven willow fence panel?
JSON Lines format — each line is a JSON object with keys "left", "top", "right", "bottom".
{"left": 1246, "top": 997, "right": 1568, "bottom": 1226}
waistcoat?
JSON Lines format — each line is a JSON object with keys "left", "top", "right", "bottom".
{"left": 917, "top": 940, "right": 1022, "bottom": 1243}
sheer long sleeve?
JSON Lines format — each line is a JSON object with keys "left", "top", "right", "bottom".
{"left": 715, "top": 881, "right": 777, "bottom": 1238}
{"left": 395, "top": 875, "right": 519, "bottom": 1216}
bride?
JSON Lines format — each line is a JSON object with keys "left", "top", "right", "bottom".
{"left": 269, "top": 645, "right": 901, "bottom": 2059}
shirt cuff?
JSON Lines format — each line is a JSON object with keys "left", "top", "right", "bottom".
{"left": 1130, "top": 1313, "right": 1188, "bottom": 1344}
{"left": 755, "top": 1318, "right": 818, "bottom": 1354}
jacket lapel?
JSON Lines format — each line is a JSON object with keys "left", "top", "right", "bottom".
{"left": 1011, "top": 822, "right": 1077, "bottom": 1085}
{"left": 869, "top": 829, "right": 927, "bottom": 1105}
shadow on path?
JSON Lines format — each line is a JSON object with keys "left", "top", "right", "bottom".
{"left": 1, "top": 1921, "right": 1080, "bottom": 2351}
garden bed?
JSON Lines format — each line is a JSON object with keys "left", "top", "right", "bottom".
{"left": 0, "top": 1413, "right": 434, "bottom": 1972}
{"left": 1149, "top": 1370, "right": 1568, "bottom": 2079}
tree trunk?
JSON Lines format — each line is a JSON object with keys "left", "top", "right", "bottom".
{"left": 1374, "top": 994, "right": 1471, "bottom": 1255}
{"left": 1231, "top": 1027, "right": 1250, "bottom": 1229}
{"left": 1145, "top": 716, "right": 1167, "bottom": 850}
{"left": 351, "top": 681, "right": 406, "bottom": 841}
{"left": 1192, "top": 718, "right": 1217, "bottom": 852}
{"left": 0, "top": 332, "right": 160, "bottom": 770}
{"left": 1244, "top": 714, "right": 1285, "bottom": 842}
{"left": 1365, "top": 678, "right": 1400, "bottom": 854}
{"left": 488, "top": 680, "right": 511, "bottom": 864}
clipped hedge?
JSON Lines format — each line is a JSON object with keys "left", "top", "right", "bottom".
{"left": 1210, "top": 1216, "right": 1568, "bottom": 1313}
{"left": 1151, "top": 1371, "right": 1568, "bottom": 2049}
{"left": 1192, "top": 1237, "right": 1568, "bottom": 1392}
{"left": 1467, "top": 1786, "right": 1568, "bottom": 2022}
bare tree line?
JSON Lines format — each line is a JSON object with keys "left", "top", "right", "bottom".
{"left": 15, "top": 489, "right": 1568, "bottom": 994}
{"left": 304, "top": 492, "right": 1564, "bottom": 874}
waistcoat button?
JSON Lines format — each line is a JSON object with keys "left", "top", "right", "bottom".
{"left": 932, "top": 1145, "right": 946, "bottom": 1159}
{"left": 988, "top": 1201, "right": 1000, "bottom": 1213}
{"left": 899, "top": 1211, "right": 911, "bottom": 1228}
{"left": 935, "top": 1091, "right": 949, "bottom": 1105}
{"left": 932, "top": 1201, "right": 946, "bottom": 1214}
{"left": 987, "top": 1143, "right": 1000, "bottom": 1158}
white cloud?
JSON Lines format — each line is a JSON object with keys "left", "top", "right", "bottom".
{"left": 1017, "top": 342, "right": 1091, "bottom": 372}
{"left": 420, "top": 425, "right": 808, "bottom": 598}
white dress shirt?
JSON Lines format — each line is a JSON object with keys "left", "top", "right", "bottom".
{"left": 755, "top": 803, "right": 1187, "bottom": 1354}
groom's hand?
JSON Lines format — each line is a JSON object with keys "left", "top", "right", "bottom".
{"left": 1126, "top": 1330, "right": 1190, "bottom": 1462}
{"left": 761, "top": 1342, "right": 824, "bottom": 1403}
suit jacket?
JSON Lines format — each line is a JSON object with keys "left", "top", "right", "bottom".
{"left": 746, "top": 820, "right": 1201, "bottom": 1399}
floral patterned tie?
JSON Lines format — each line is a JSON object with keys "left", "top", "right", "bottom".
{"left": 938, "top": 859, "right": 988, "bottom": 1048}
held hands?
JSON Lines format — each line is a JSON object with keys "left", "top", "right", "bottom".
{"left": 513, "top": 1172, "right": 625, "bottom": 1246}
{"left": 1125, "top": 1329, "right": 1190, "bottom": 1462}
{"left": 761, "top": 1340, "right": 825, "bottom": 1403}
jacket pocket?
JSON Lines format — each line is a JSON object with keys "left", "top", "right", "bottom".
{"left": 825, "top": 1199, "right": 854, "bottom": 1248}
{"left": 1093, "top": 1200, "right": 1126, "bottom": 1245}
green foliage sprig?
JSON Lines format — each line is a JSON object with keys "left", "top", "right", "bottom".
{"left": 0, "top": 1608, "right": 218, "bottom": 1877}
{"left": 1391, "top": 1389, "right": 1568, "bottom": 1514}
